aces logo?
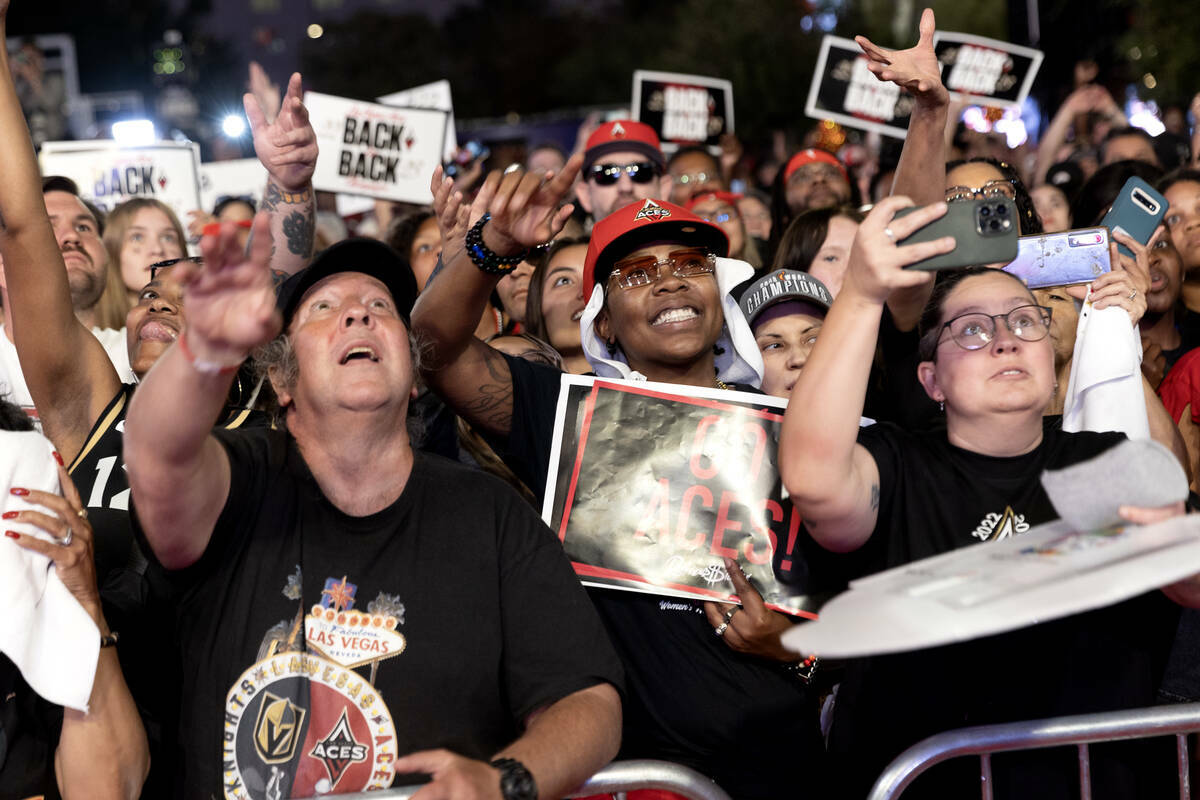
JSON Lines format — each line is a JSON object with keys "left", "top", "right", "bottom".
{"left": 223, "top": 652, "right": 397, "bottom": 800}
{"left": 633, "top": 199, "right": 671, "bottom": 222}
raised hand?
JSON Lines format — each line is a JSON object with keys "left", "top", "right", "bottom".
{"left": 176, "top": 212, "right": 280, "bottom": 367}
{"left": 842, "top": 195, "right": 955, "bottom": 304}
{"left": 477, "top": 154, "right": 583, "bottom": 256}
{"left": 244, "top": 71, "right": 317, "bottom": 192}
{"left": 854, "top": 8, "right": 948, "bottom": 106}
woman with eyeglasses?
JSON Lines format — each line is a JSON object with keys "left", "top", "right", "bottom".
{"left": 687, "top": 191, "right": 762, "bottom": 268}
{"left": 413, "top": 161, "right": 832, "bottom": 799}
{"left": 780, "top": 195, "right": 1197, "bottom": 799}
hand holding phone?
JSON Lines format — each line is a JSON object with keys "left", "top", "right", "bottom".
{"left": 1100, "top": 177, "right": 1166, "bottom": 259}
{"left": 896, "top": 197, "right": 1019, "bottom": 271}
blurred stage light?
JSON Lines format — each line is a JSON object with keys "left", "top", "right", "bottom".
{"left": 111, "top": 119, "right": 156, "bottom": 146}
{"left": 222, "top": 114, "right": 247, "bottom": 138}
{"left": 307, "top": 24, "right": 324, "bottom": 39}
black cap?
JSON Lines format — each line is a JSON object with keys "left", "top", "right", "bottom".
{"left": 277, "top": 238, "right": 419, "bottom": 327}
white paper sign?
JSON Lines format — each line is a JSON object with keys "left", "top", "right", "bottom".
{"left": 378, "top": 79, "right": 458, "bottom": 161}
{"left": 305, "top": 91, "right": 449, "bottom": 205}
{"left": 632, "top": 70, "right": 734, "bottom": 154}
{"left": 39, "top": 140, "right": 203, "bottom": 221}
{"left": 198, "top": 158, "right": 268, "bottom": 214}
{"left": 783, "top": 515, "right": 1200, "bottom": 658}
{"left": 932, "top": 31, "right": 1044, "bottom": 108}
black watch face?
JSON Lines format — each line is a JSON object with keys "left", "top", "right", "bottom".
{"left": 496, "top": 759, "right": 537, "bottom": 800}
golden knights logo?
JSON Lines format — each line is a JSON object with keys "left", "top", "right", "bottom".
{"left": 223, "top": 652, "right": 396, "bottom": 800}
{"left": 309, "top": 709, "right": 369, "bottom": 786}
{"left": 633, "top": 199, "right": 671, "bottom": 222}
{"left": 253, "top": 692, "right": 306, "bottom": 764}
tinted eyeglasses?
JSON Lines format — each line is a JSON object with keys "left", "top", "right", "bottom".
{"left": 588, "top": 161, "right": 660, "bottom": 186}
{"left": 936, "top": 304, "right": 1052, "bottom": 353}
{"left": 608, "top": 248, "right": 716, "bottom": 290}
{"left": 149, "top": 256, "right": 204, "bottom": 280}
{"left": 945, "top": 179, "right": 1017, "bottom": 203}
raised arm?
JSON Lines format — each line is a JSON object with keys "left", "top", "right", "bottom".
{"left": 244, "top": 71, "right": 317, "bottom": 278}
{"left": 9, "top": 467, "right": 149, "bottom": 799}
{"left": 780, "top": 197, "right": 954, "bottom": 552}
{"left": 125, "top": 215, "right": 279, "bottom": 569}
{"left": 855, "top": 8, "right": 950, "bottom": 331}
{"left": 0, "top": 3, "right": 119, "bottom": 458}
{"left": 410, "top": 157, "right": 580, "bottom": 437}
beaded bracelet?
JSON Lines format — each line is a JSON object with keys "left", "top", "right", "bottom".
{"left": 465, "top": 213, "right": 529, "bottom": 275}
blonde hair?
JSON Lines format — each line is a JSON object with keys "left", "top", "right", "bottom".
{"left": 102, "top": 198, "right": 188, "bottom": 294}
{"left": 93, "top": 258, "right": 131, "bottom": 330}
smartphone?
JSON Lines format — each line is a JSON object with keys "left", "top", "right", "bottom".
{"left": 1100, "top": 176, "right": 1166, "bottom": 259}
{"left": 1002, "top": 227, "right": 1111, "bottom": 289}
{"left": 443, "top": 141, "right": 491, "bottom": 178}
{"left": 897, "top": 197, "right": 1019, "bottom": 271}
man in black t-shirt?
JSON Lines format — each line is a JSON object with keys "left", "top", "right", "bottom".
{"left": 125, "top": 228, "right": 622, "bottom": 800}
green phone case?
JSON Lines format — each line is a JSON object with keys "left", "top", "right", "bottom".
{"left": 896, "top": 197, "right": 1020, "bottom": 271}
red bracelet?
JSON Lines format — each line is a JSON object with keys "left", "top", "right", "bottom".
{"left": 178, "top": 332, "right": 242, "bottom": 376}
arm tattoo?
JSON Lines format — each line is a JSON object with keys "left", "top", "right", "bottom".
{"left": 870, "top": 483, "right": 880, "bottom": 511}
{"left": 281, "top": 208, "right": 314, "bottom": 257}
{"left": 460, "top": 350, "right": 513, "bottom": 433}
{"left": 261, "top": 181, "right": 282, "bottom": 213}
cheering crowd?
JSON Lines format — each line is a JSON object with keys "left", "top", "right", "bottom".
{"left": 4, "top": 3, "right": 1200, "bottom": 799}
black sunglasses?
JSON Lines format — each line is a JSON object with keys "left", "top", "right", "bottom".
{"left": 588, "top": 161, "right": 660, "bottom": 186}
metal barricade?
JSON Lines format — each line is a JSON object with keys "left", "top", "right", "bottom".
{"left": 330, "top": 759, "right": 733, "bottom": 800}
{"left": 868, "top": 701, "right": 1200, "bottom": 800}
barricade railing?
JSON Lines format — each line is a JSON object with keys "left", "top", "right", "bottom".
{"left": 330, "top": 759, "right": 733, "bottom": 800}
{"left": 868, "top": 701, "right": 1200, "bottom": 800}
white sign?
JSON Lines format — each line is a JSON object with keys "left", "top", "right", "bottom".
{"left": 632, "top": 70, "right": 734, "bottom": 154}
{"left": 932, "top": 31, "right": 1044, "bottom": 108}
{"left": 378, "top": 79, "right": 458, "bottom": 161}
{"left": 198, "top": 158, "right": 267, "bottom": 214}
{"left": 805, "top": 35, "right": 914, "bottom": 139}
{"left": 39, "top": 140, "right": 203, "bottom": 222}
{"left": 305, "top": 91, "right": 449, "bottom": 205}
{"left": 783, "top": 515, "right": 1200, "bottom": 658}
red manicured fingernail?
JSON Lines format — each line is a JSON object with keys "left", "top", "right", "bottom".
{"left": 9, "top": 488, "right": 28, "bottom": 496}
{"left": 52, "top": 451, "right": 63, "bottom": 466}
{"left": 4, "top": 531, "right": 18, "bottom": 539}
{"left": 1, "top": 512, "right": 17, "bottom": 520}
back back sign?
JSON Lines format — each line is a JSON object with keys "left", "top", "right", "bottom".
{"left": 933, "top": 31, "right": 1043, "bottom": 108}
{"left": 632, "top": 70, "right": 734, "bottom": 153}
{"left": 40, "top": 140, "right": 202, "bottom": 221}
{"left": 805, "top": 35, "right": 914, "bottom": 139}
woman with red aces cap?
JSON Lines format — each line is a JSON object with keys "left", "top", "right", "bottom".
{"left": 411, "top": 158, "right": 830, "bottom": 798}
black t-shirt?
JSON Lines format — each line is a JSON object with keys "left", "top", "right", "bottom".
{"left": 501, "top": 354, "right": 828, "bottom": 800}
{"left": 146, "top": 426, "right": 622, "bottom": 799}
{"left": 829, "top": 420, "right": 1180, "bottom": 799}
{"left": 865, "top": 308, "right": 942, "bottom": 432}
{"left": 0, "top": 656, "right": 62, "bottom": 800}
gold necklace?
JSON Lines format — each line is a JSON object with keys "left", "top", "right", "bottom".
{"left": 715, "top": 379, "right": 730, "bottom": 390}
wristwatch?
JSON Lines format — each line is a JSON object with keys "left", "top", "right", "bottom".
{"left": 491, "top": 757, "right": 538, "bottom": 800}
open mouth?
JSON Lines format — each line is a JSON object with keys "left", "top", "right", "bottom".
{"left": 651, "top": 306, "right": 700, "bottom": 326}
{"left": 138, "top": 319, "right": 178, "bottom": 342}
{"left": 340, "top": 345, "right": 380, "bottom": 364}
{"left": 1150, "top": 271, "right": 1166, "bottom": 291}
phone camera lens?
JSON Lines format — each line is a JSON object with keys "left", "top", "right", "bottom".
{"left": 990, "top": 219, "right": 1001, "bottom": 231}
{"left": 996, "top": 204, "right": 1008, "bottom": 215}
{"left": 980, "top": 205, "right": 991, "bottom": 217}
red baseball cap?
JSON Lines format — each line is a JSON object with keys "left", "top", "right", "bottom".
{"left": 685, "top": 191, "right": 744, "bottom": 211}
{"left": 583, "top": 119, "right": 666, "bottom": 173}
{"left": 583, "top": 198, "right": 730, "bottom": 299}
{"left": 783, "top": 148, "right": 849, "bottom": 184}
